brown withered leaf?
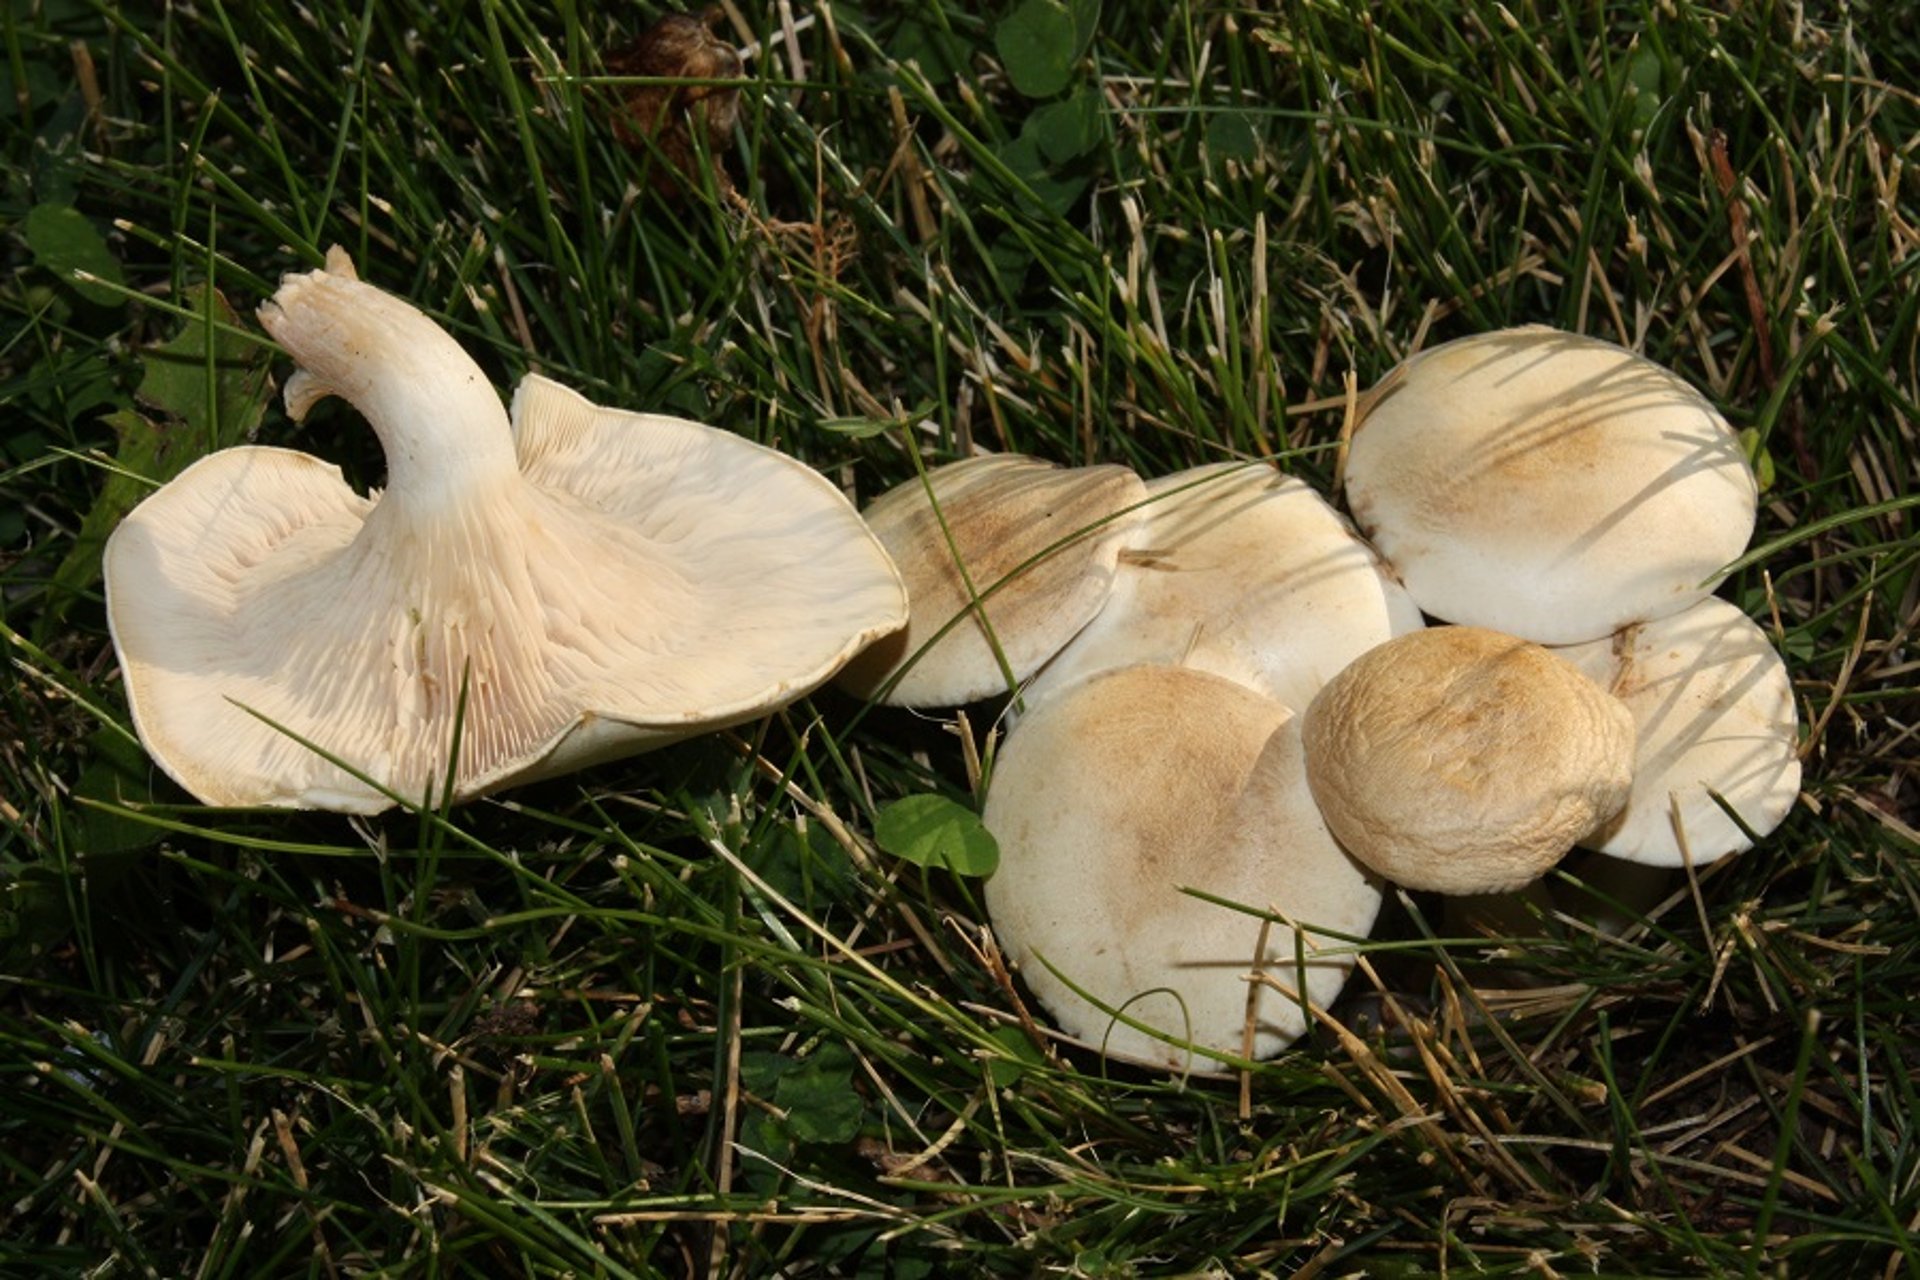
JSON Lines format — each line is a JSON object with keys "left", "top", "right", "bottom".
{"left": 606, "top": 8, "right": 742, "bottom": 197}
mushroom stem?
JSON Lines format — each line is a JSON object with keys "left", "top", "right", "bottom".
{"left": 258, "top": 248, "right": 520, "bottom": 507}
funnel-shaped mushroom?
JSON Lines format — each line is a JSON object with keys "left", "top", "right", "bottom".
{"left": 982, "top": 664, "right": 1381, "bottom": 1071}
{"left": 1020, "top": 462, "right": 1424, "bottom": 715}
{"left": 835, "top": 455, "right": 1146, "bottom": 706}
{"left": 103, "top": 248, "right": 906, "bottom": 812}
{"left": 1344, "top": 327, "right": 1758, "bottom": 645}
{"left": 1302, "top": 626, "right": 1636, "bottom": 895}
{"left": 1557, "top": 597, "right": 1800, "bottom": 865}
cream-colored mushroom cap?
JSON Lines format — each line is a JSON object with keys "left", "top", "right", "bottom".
{"left": 1020, "top": 462, "right": 1424, "bottom": 715}
{"left": 1556, "top": 597, "right": 1800, "bottom": 866}
{"left": 102, "top": 247, "right": 906, "bottom": 813}
{"left": 1302, "top": 626, "right": 1636, "bottom": 895}
{"left": 835, "top": 455, "right": 1146, "bottom": 706}
{"left": 1344, "top": 327, "right": 1758, "bottom": 645}
{"left": 982, "top": 664, "right": 1381, "bottom": 1072}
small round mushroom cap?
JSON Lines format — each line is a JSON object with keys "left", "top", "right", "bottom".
{"left": 1019, "top": 462, "right": 1423, "bottom": 715}
{"left": 836, "top": 455, "right": 1147, "bottom": 706}
{"left": 1344, "top": 327, "right": 1758, "bottom": 645}
{"left": 103, "top": 248, "right": 906, "bottom": 812}
{"left": 1556, "top": 597, "right": 1800, "bottom": 866}
{"left": 982, "top": 665, "right": 1381, "bottom": 1072}
{"left": 1302, "top": 626, "right": 1636, "bottom": 895}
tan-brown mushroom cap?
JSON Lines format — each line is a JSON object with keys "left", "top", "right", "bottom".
{"left": 103, "top": 248, "right": 906, "bottom": 813}
{"left": 1302, "top": 626, "right": 1636, "bottom": 895}
{"left": 1556, "top": 596, "right": 1801, "bottom": 866}
{"left": 1344, "top": 327, "right": 1758, "bottom": 646}
{"left": 982, "top": 664, "right": 1381, "bottom": 1072}
{"left": 835, "top": 455, "right": 1147, "bottom": 706}
{"left": 1019, "top": 462, "right": 1424, "bottom": 716}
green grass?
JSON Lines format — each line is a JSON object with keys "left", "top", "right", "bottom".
{"left": 3, "top": 0, "right": 1919, "bottom": 1274}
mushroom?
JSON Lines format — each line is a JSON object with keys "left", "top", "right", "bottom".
{"left": 103, "top": 247, "right": 906, "bottom": 812}
{"left": 1343, "top": 327, "right": 1758, "bottom": 645}
{"left": 1301, "top": 626, "right": 1636, "bottom": 896}
{"left": 1556, "top": 596, "right": 1801, "bottom": 866}
{"left": 835, "top": 455, "right": 1147, "bottom": 706}
{"left": 1018, "top": 461, "right": 1424, "bottom": 717}
{"left": 982, "top": 664, "right": 1381, "bottom": 1071}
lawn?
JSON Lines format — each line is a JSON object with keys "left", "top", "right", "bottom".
{"left": 3, "top": 1, "right": 1918, "bottom": 1275}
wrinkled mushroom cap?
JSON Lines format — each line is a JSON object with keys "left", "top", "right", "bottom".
{"left": 1557, "top": 596, "right": 1800, "bottom": 865}
{"left": 103, "top": 250, "right": 906, "bottom": 812}
{"left": 1344, "top": 327, "right": 1758, "bottom": 645}
{"left": 836, "top": 455, "right": 1146, "bottom": 706}
{"left": 1020, "top": 462, "right": 1424, "bottom": 715}
{"left": 983, "top": 664, "right": 1380, "bottom": 1072}
{"left": 1302, "top": 626, "right": 1636, "bottom": 895}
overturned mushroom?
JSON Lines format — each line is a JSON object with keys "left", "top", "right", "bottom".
{"left": 836, "top": 455, "right": 1147, "bottom": 706}
{"left": 1302, "top": 626, "right": 1636, "bottom": 896}
{"left": 1557, "top": 596, "right": 1801, "bottom": 866}
{"left": 1344, "top": 327, "right": 1758, "bottom": 645}
{"left": 103, "top": 247, "right": 906, "bottom": 812}
{"left": 983, "top": 664, "right": 1380, "bottom": 1072}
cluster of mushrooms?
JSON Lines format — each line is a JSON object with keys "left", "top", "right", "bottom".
{"left": 103, "top": 260, "right": 1798, "bottom": 1077}
{"left": 842, "top": 327, "right": 1800, "bottom": 1072}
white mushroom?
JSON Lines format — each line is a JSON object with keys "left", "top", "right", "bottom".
{"left": 982, "top": 664, "right": 1381, "bottom": 1072}
{"left": 1343, "top": 327, "right": 1758, "bottom": 645}
{"left": 835, "top": 455, "right": 1147, "bottom": 706}
{"left": 103, "top": 247, "right": 907, "bottom": 812}
{"left": 1302, "top": 626, "right": 1637, "bottom": 896}
{"left": 1019, "top": 461, "right": 1424, "bottom": 716}
{"left": 1556, "top": 596, "right": 1801, "bottom": 866}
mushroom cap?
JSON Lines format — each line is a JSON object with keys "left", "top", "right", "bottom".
{"left": 103, "top": 256, "right": 905, "bottom": 812}
{"left": 982, "top": 664, "right": 1381, "bottom": 1071}
{"left": 835, "top": 455, "right": 1147, "bottom": 706}
{"left": 1556, "top": 596, "right": 1800, "bottom": 866}
{"left": 1019, "top": 462, "right": 1424, "bottom": 715}
{"left": 1344, "top": 327, "right": 1758, "bottom": 645}
{"left": 1302, "top": 626, "right": 1636, "bottom": 895}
